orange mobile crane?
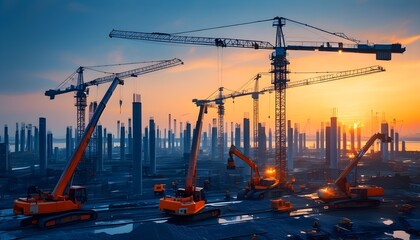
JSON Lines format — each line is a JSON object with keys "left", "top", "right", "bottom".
{"left": 13, "top": 77, "right": 123, "bottom": 229}
{"left": 317, "top": 133, "right": 391, "bottom": 208}
{"left": 159, "top": 104, "right": 221, "bottom": 221}
{"left": 227, "top": 145, "right": 280, "bottom": 200}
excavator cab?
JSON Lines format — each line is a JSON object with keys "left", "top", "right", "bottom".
{"left": 68, "top": 186, "right": 87, "bottom": 205}
{"left": 194, "top": 187, "right": 206, "bottom": 203}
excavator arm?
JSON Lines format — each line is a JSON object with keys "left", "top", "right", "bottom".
{"left": 335, "top": 133, "right": 392, "bottom": 193}
{"left": 227, "top": 145, "right": 261, "bottom": 186}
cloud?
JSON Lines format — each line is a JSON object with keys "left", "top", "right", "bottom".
{"left": 0, "top": 71, "right": 57, "bottom": 95}
{"left": 394, "top": 35, "right": 420, "bottom": 45}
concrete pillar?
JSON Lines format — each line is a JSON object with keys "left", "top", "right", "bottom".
{"left": 257, "top": 123, "right": 266, "bottom": 163}
{"left": 350, "top": 127, "right": 355, "bottom": 153}
{"left": 132, "top": 94, "right": 142, "bottom": 195}
{"left": 107, "top": 133, "right": 112, "bottom": 161}
{"left": 39, "top": 117, "right": 47, "bottom": 176}
{"left": 211, "top": 120, "right": 217, "bottom": 160}
{"left": 120, "top": 124, "right": 125, "bottom": 161}
{"left": 325, "top": 126, "right": 331, "bottom": 168}
{"left": 27, "top": 124, "right": 32, "bottom": 152}
{"left": 294, "top": 123, "right": 299, "bottom": 157}
{"left": 97, "top": 125, "right": 103, "bottom": 172}
{"left": 66, "top": 127, "right": 72, "bottom": 160}
{"left": 103, "top": 128, "right": 107, "bottom": 160}
{"left": 20, "top": 123, "right": 25, "bottom": 152}
{"left": 320, "top": 122, "right": 325, "bottom": 159}
{"left": 330, "top": 117, "right": 337, "bottom": 169}
{"left": 243, "top": 117, "right": 250, "bottom": 158}
{"left": 337, "top": 125, "right": 341, "bottom": 161}
{"left": 2, "top": 124, "right": 9, "bottom": 171}
{"left": 230, "top": 122, "right": 234, "bottom": 147}
{"left": 298, "top": 133, "right": 303, "bottom": 155}
{"left": 381, "top": 122, "right": 389, "bottom": 161}
{"left": 235, "top": 123, "right": 241, "bottom": 149}
{"left": 15, "top": 123, "right": 19, "bottom": 153}
{"left": 287, "top": 120, "right": 293, "bottom": 170}
{"left": 149, "top": 118, "right": 156, "bottom": 175}
{"left": 402, "top": 140, "right": 406, "bottom": 152}
{"left": 47, "top": 131, "right": 53, "bottom": 161}
{"left": 342, "top": 130, "right": 347, "bottom": 157}
{"left": 390, "top": 128, "right": 394, "bottom": 159}
{"left": 34, "top": 127, "right": 39, "bottom": 154}
{"left": 184, "top": 122, "right": 191, "bottom": 154}
{"left": 144, "top": 127, "right": 149, "bottom": 165}
{"left": 316, "top": 130, "right": 320, "bottom": 150}
{"left": 128, "top": 118, "right": 132, "bottom": 157}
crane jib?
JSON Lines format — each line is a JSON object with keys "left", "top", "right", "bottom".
{"left": 109, "top": 30, "right": 274, "bottom": 50}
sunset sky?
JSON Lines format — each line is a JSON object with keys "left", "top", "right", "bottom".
{"left": 1, "top": 0, "right": 419, "bottom": 140}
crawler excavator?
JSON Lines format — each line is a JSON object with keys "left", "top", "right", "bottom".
{"left": 13, "top": 78, "right": 123, "bottom": 229}
{"left": 159, "top": 104, "right": 221, "bottom": 221}
{"left": 317, "top": 132, "right": 391, "bottom": 208}
{"left": 227, "top": 145, "right": 280, "bottom": 200}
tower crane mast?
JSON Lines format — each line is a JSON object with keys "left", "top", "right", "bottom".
{"left": 45, "top": 58, "right": 183, "bottom": 143}
{"left": 110, "top": 17, "right": 405, "bottom": 184}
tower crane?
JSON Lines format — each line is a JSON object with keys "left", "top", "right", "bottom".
{"left": 109, "top": 16, "right": 405, "bottom": 185}
{"left": 45, "top": 58, "right": 183, "bottom": 143}
{"left": 193, "top": 65, "right": 385, "bottom": 165}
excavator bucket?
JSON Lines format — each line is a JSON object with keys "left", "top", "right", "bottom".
{"left": 226, "top": 157, "right": 236, "bottom": 170}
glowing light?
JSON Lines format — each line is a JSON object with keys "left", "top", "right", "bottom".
{"left": 265, "top": 167, "right": 276, "bottom": 176}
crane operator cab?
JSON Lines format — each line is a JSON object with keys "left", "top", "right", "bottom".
{"left": 68, "top": 186, "right": 87, "bottom": 205}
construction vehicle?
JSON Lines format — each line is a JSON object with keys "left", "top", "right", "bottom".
{"left": 227, "top": 145, "right": 280, "bottom": 200}
{"left": 159, "top": 104, "right": 221, "bottom": 221}
{"left": 13, "top": 77, "right": 124, "bottom": 229}
{"left": 110, "top": 17, "right": 404, "bottom": 193}
{"left": 154, "top": 184, "right": 166, "bottom": 196}
{"left": 317, "top": 133, "right": 392, "bottom": 208}
{"left": 271, "top": 198, "right": 293, "bottom": 212}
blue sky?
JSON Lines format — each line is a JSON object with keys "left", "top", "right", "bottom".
{"left": 0, "top": 0, "right": 419, "bottom": 138}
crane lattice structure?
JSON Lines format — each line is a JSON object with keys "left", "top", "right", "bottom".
{"left": 193, "top": 65, "right": 385, "bottom": 164}
{"left": 110, "top": 17, "right": 405, "bottom": 183}
{"left": 45, "top": 58, "right": 183, "bottom": 143}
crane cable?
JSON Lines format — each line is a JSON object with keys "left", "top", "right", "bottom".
{"left": 171, "top": 18, "right": 272, "bottom": 35}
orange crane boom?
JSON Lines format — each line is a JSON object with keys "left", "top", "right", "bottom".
{"left": 158, "top": 105, "right": 221, "bottom": 220}
{"left": 13, "top": 77, "right": 123, "bottom": 229}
